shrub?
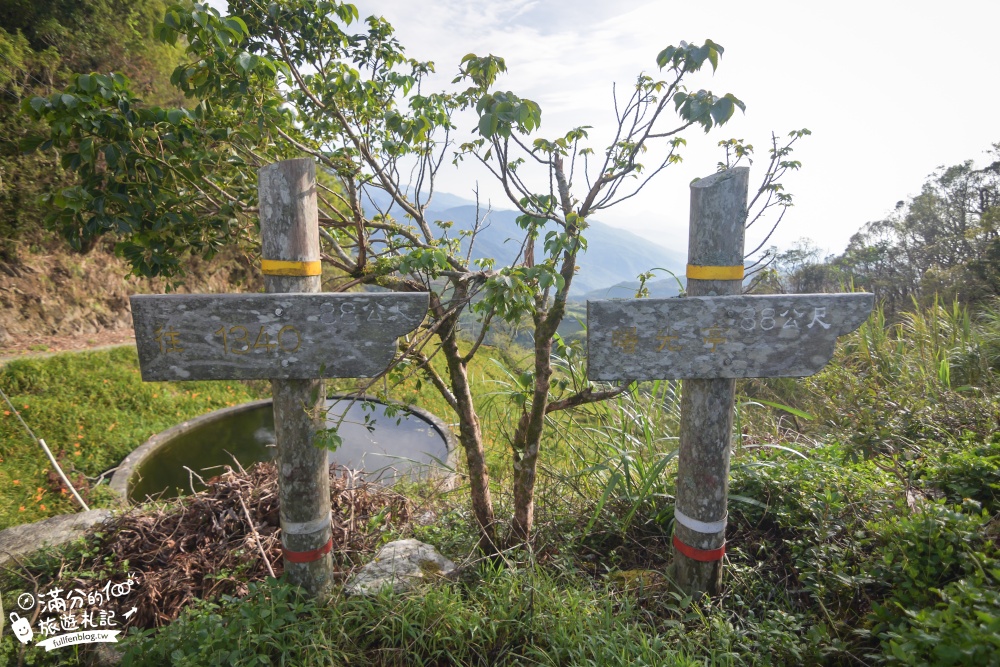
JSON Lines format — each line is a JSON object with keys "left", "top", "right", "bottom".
{"left": 866, "top": 500, "right": 995, "bottom": 611}
{"left": 917, "top": 436, "right": 1000, "bottom": 513}
{"left": 880, "top": 577, "right": 1000, "bottom": 666}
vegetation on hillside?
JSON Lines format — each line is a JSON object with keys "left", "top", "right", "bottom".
{"left": 0, "top": 0, "right": 188, "bottom": 263}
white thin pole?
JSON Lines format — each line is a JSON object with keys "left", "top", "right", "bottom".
{"left": 0, "top": 386, "right": 91, "bottom": 512}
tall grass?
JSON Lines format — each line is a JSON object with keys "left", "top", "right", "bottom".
{"left": 561, "top": 380, "right": 682, "bottom": 535}
{"left": 755, "top": 298, "right": 1000, "bottom": 461}
{"left": 851, "top": 297, "right": 991, "bottom": 393}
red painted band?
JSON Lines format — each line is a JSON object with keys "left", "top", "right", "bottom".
{"left": 283, "top": 537, "right": 333, "bottom": 563}
{"left": 673, "top": 534, "right": 726, "bottom": 562}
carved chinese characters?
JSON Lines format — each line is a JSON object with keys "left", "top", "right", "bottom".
{"left": 588, "top": 293, "right": 874, "bottom": 381}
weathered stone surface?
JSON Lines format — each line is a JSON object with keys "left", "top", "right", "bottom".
{"left": 130, "top": 292, "right": 428, "bottom": 381}
{"left": 260, "top": 157, "right": 334, "bottom": 599}
{"left": 344, "top": 539, "right": 456, "bottom": 595}
{"left": 587, "top": 293, "right": 874, "bottom": 380}
{"left": 0, "top": 510, "right": 112, "bottom": 566}
{"left": 688, "top": 168, "right": 747, "bottom": 270}
{"left": 672, "top": 167, "right": 748, "bottom": 597}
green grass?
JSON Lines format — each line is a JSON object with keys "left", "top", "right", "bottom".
{"left": 0, "top": 346, "right": 269, "bottom": 528}
{"left": 115, "top": 569, "right": 705, "bottom": 666}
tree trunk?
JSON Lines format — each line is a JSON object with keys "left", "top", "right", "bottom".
{"left": 509, "top": 330, "right": 554, "bottom": 544}
{"left": 259, "top": 158, "right": 334, "bottom": 598}
{"left": 673, "top": 167, "right": 749, "bottom": 596}
{"left": 438, "top": 320, "right": 498, "bottom": 554}
{"left": 507, "top": 216, "right": 580, "bottom": 547}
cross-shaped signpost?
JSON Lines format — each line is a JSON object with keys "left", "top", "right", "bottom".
{"left": 129, "top": 158, "right": 427, "bottom": 597}
{"left": 587, "top": 167, "right": 873, "bottom": 596}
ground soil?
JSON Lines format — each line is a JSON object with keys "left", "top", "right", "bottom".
{"left": 0, "top": 325, "right": 136, "bottom": 359}
{"left": 0, "top": 238, "right": 261, "bottom": 361}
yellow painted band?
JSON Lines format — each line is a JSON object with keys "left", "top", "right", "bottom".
{"left": 686, "top": 264, "right": 745, "bottom": 280}
{"left": 261, "top": 259, "right": 322, "bottom": 276}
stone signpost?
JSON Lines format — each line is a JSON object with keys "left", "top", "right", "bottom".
{"left": 130, "top": 158, "right": 426, "bottom": 597}
{"left": 131, "top": 292, "right": 427, "bottom": 382}
{"left": 587, "top": 167, "right": 873, "bottom": 596}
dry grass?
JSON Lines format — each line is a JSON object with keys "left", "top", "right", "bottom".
{"left": 42, "top": 461, "right": 410, "bottom": 628}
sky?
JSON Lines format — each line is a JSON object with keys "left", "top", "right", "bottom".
{"left": 219, "top": 0, "right": 1000, "bottom": 258}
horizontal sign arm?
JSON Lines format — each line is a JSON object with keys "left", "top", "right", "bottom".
{"left": 131, "top": 292, "right": 428, "bottom": 381}
{"left": 587, "top": 292, "right": 874, "bottom": 381}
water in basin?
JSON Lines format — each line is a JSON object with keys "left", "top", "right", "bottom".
{"left": 128, "top": 398, "right": 451, "bottom": 501}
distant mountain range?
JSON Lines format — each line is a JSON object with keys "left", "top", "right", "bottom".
{"left": 360, "top": 189, "right": 686, "bottom": 299}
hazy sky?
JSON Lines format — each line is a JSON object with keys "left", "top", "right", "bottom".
{"left": 218, "top": 0, "right": 999, "bottom": 257}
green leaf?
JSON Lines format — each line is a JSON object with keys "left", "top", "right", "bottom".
{"left": 710, "top": 97, "right": 734, "bottom": 126}
{"left": 18, "top": 135, "right": 45, "bottom": 153}
{"left": 78, "top": 74, "right": 97, "bottom": 93}
{"left": 103, "top": 144, "right": 119, "bottom": 168}
{"left": 517, "top": 103, "right": 532, "bottom": 126}
{"left": 223, "top": 16, "right": 248, "bottom": 35}
{"left": 478, "top": 112, "right": 496, "bottom": 137}
{"left": 750, "top": 399, "right": 814, "bottom": 420}
{"left": 318, "top": 428, "right": 343, "bottom": 453}
{"left": 79, "top": 137, "right": 94, "bottom": 163}
{"left": 236, "top": 52, "right": 253, "bottom": 74}
{"left": 164, "top": 10, "right": 181, "bottom": 29}
{"left": 585, "top": 471, "right": 622, "bottom": 533}
{"left": 656, "top": 45, "right": 677, "bottom": 69}
{"left": 706, "top": 44, "right": 720, "bottom": 72}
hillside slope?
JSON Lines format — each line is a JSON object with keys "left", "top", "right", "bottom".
{"left": 0, "top": 241, "right": 262, "bottom": 351}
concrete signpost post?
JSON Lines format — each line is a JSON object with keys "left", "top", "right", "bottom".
{"left": 129, "top": 158, "right": 426, "bottom": 597}
{"left": 587, "top": 167, "right": 873, "bottom": 596}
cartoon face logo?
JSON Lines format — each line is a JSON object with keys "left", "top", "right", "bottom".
{"left": 9, "top": 612, "right": 33, "bottom": 644}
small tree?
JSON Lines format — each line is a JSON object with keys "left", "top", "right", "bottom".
{"left": 25, "top": 1, "right": 805, "bottom": 552}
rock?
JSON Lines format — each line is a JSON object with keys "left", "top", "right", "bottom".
{"left": 607, "top": 569, "right": 670, "bottom": 594}
{"left": 0, "top": 509, "right": 113, "bottom": 567}
{"left": 344, "top": 539, "right": 456, "bottom": 596}
{"left": 84, "top": 643, "right": 123, "bottom": 667}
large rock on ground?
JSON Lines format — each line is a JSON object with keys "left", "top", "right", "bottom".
{"left": 344, "top": 538, "right": 456, "bottom": 595}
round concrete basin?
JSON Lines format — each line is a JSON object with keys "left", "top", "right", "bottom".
{"left": 111, "top": 395, "right": 456, "bottom": 502}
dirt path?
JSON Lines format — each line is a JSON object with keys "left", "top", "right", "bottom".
{"left": 0, "top": 327, "right": 136, "bottom": 362}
